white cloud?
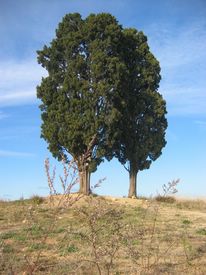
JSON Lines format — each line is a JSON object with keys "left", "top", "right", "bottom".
{"left": 160, "top": 85, "right": 206, "bottom": 116}
{"left": 0, "top": 59, "right": 46, "bottom": 107}
{"left": 148, "top": 20, "right": 206, "bottom": 69}
{"left": 0, "top": 126, "right": 39, "bottom": 141}
{"left": 0, "top": 60, "right": 42, "bottom": 84}
{"left": 0, "top": 90, "right": 36, "bottom": 106}
{"left": 147, "top": 20, "right": 206, "bottom": 116}
{"left": 0, "top": 150, "right": 35, "bottom": 157}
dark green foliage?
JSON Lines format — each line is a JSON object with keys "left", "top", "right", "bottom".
{"left": 37, "top": 13, "right": 167, "bottom": 197}
{"left": 106, "top": 28, "right": 167, "bottom": 197}
{"left": 37, "top": 13, "right": 125, "bottom": 193}
{"left": 37, "top": 13, "right": 123, "bottom": 164}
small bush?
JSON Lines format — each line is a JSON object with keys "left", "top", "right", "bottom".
{"left": 66, "top": 244, "right": 78, "bottom": 253}
{"left": 60, "top": 244, "right": 79, "bottom": 256}
{"left": 29, "top": 195, "right": 44, "bottom": 205}
{"left": 182, "top": 219, "right": 191, "bottom": 225}
{"left": 1, "top": 231, "right": 17, "bottom": 240}
{"left": 2, "top": 244, "right": 14, "bottom": 253}
{"left": 196, "top": 228, "right": 206, "bottom": 235}
{"left": 25, "top": 224, "right": 44, "bottom": 238}
{"left": 155, "top": 195, "right": 176, "bottom": 203}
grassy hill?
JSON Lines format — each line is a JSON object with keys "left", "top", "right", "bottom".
{"left": 0, "top": 194, "right": 206, "bottom": 274}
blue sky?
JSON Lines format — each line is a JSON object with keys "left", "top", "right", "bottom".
{"left": 0, "top": 0, "right": 206, "bottom": 200}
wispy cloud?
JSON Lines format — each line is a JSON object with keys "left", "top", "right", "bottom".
{"left": 148, "top": 20, "right": 206, "bottom": 69}
{"left": 0, "top": 111, "right": 9, "bottom": 120}
{"left": 146, "top": 20, "right": 206, "bottom": 116}
{"left": 160, "top": 85, "right": 206, "bottom": 116}
{"left": 0, "top": 89, "right": 36, "bottom": 106}
{"left": 194, "top": 120, "right": 206, "bottom": 130}
{"left": 0, "top": 149, "right": 35, "bottom": 158}
{"left": 195, "top": 120, "right": 206, "bottom": 126}
{"left": 0, "top": 125, "right": 39, "bottom": 141}
{"left": 0, "top": 59, "right": 46, "bottom": 107}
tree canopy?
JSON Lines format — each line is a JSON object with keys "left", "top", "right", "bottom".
{"left": 37, "top": 13, "right": 167, "bottom": 197}
{"left": 37, "top": 13, "right": 125, "bottom": 194}
{"left": 107, "top": 28, "right": 167, "bottom": 197}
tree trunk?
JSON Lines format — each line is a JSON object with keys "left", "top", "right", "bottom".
{"left": 88, "top": 172, "right": 91, "bottom": 190}
{"left": 128, "top": 163, "right": 138, "bottom": 198}
{"left": 79, "top": 165, "right": 91, "bottom": 195}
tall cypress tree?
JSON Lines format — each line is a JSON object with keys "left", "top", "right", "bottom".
{"left": 107, "top": 28, "right": 167, "bottom": 197}
{"left": 37, "top": 13, "right": 125, "bottom": 194}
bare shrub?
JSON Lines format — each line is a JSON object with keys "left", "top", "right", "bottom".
{"left": 123, "top": 179, "right": 181, "bottom": 274}
{"left": 68, "top": 196, "right": 124, "bottom": 275}
{"left": 20, "top": 157, "right": 82, "bottom": 274}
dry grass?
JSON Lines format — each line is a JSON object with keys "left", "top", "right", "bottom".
{"left": 0, "top": 193, "right": 206, "bottom": 274}
{"left": 1, "top": 162, "right": 206, "bottom": 274}
{"left": 175, "top": 198, "right": 206, "bottom": 211}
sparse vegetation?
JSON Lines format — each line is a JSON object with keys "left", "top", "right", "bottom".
{"left": 196, "top": 228, "right": 206, "bottom": 236}
{"left": 0, "top": 196, "right": 206, "bottom": 274}
{"left": 155, "top": 195, "right": 176, "bottom": 203}
{"left": 175, "top": 199, "right": 206, "bottom": 211}
{"left": 182, "top": 219, "right": 192, "bottom": 225}
{"left": 0, "top": 163, "right": 205, "bottom": 274}
{"left": 1, "top": 182, "right": 206, "bottom": 273}
{"left": 29, "top": 195, "right": 45, "bottom": 205}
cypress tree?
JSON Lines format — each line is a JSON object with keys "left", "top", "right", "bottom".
{"left": 37, "top": 13, "right": 125, "bottom": 194}
{"left": 107, "top": 28, "right": 167, "bottom": 197}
